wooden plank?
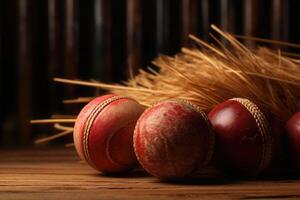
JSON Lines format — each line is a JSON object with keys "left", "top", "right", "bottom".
{"left": 0, "top": 148, "right": 300, "bottom": 199}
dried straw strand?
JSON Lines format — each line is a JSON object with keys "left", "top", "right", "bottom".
{"left": 31, "top": 119, "right": 76, "bottom": 124}
{"left": 35, "top": 130, "right": 73, "bottom": 144}
{"left": 54, "top": 123, "right": 74, "bottom": 131}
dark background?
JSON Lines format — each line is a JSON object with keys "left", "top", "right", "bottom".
{"left": 0, "top": 0, "right": 299, "bottom": 146}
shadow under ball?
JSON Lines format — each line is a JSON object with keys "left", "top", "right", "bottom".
{"left": 208, "top": 98, "right": 274, "bottom": 176}
{"left": 74, "top": 94, "right": 145, "bottom": 174}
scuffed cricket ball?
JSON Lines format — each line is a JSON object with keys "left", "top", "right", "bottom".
{"left": 134, "top": 99, "right": 214, "bottom": 179}
{"left": 285, "top": 111, "right": 300, "bottom": 168}
{"left": 74, "top": 94, "right": 145, "bottom": 174}
{"left": 208, "top": 98, "right": 274, "bottom": 176}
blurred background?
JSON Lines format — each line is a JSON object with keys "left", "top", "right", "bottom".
{"left": 0, "top": 0, "right": 299, "bottom": 146}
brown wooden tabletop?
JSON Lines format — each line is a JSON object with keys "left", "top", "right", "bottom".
{"left": 1, "top": 148, "right": 300, "bottom": 200}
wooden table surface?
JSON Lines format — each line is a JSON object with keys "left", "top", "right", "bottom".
{"left": 1, "top": 148, "right": 300, "bottom": 200}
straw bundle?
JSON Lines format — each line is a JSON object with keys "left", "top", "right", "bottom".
{"left": 106, "top": 25, "right": 300, "bottom": 121}
{"left": 32, "top": 25, "right": 300, "bottom": 143}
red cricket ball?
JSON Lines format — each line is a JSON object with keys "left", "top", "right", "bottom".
{"left": 285, "top": 111, "right": 300, "bottom": 168}
{"left": 74, "top": 94, "right": 145, "bottom": 174}
{"left": 208, "top": 98, "right": 274, "bottom": 176}
{"left": 134, "top": 99, "right": 214, "bottom": 179}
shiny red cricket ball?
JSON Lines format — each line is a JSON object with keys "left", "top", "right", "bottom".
{"left": 208, "top": 98, "right": 274, "bottom": 176}
{"left": 285, "top": 111, "right": 300, "bottom": 168}
{"left": 134, "top": 99, "right": 214, "bottom": 179}
{"left": 74, "top": 94, "right": 145, "bottom": 174}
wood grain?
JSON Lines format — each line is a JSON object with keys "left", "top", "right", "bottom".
{"left": 0, "top": 148, "right": 300, "bottom": 200}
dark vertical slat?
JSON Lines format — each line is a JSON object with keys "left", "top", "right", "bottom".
{"left": 155, "top": 0, "right": 181, "bottom": 55}
{"left": 77, "top": 0, "right": 96, "bottom": 99}
{"left": 200, "top": 0, "right": 210, "bottom": 40}
{"left": 220, "top": 0, "right": 236, "bottom": 33}
{"left": 210, "top": 0, "right": 221, "bottom": 34}
{"left": 281, "top": 1, "right": 289, "bottom": 43}
{"left": 155, "top": 0, "right": 164, "bottom": 53}
{"left": 92, "top": 0, "right": 104, "bottom": 80}
{"left": 219, "top": 0, "right": 244, "bottom": 45}
{"left": 47, "top": 0, "right": 64, "bottom": 113}
{"left": 80, "top": 0, "right": 113, "bottom": 82}
{"left": 272, "top": 0, "right": 282, "bottom": 41}
{"left": 1, "top": 0, "right": 18, "bottom": 146}
{"left": 64, "top": 0, "right": 79, "bottom": 78}
{"left": 289, "top": 0, "right": 300, "bottom": 47}
{"left": 78, "top": 0, "right": 92, "bottom": 81}
{"left": 0, "top": 0, "right": 3, "bottom": 145}
{"left": 141, "top": 1, "right": 156, "bottom": 66}
{"left": 100, "top": 0, "right": 113, "bottom": 82}
{"left": 181, "top": 0, "right": 199, "bottom": 46}
{"left": 63, "top": 0, "right": 79, "bottom": 97}
{"left": 0, "top": 2, "right": 2, "bottom": 68}
{"left": 126, "top": 0, "right": 142, "bottom": 75}
{"left": 244, "top": 0, "right": 253, "bottom": 45}
{"left": 200, "top": 0, "right": 220, "bottom": 41}
{"left": 244, "top": 0, "right": 271, "bottom": 47}
{"left": 31, "top": 0, "right": 49, "bottom": 140}
{"left": 271, "top": 0, "right": 289, "bottom": 47}
{"left": 234, "top": 0, "right": 244, "bottom": 35}
{"left": 155, "top": 0, "right": 170, "bottom": 54}
{"left": 169, "top": 0, "right": 181, "bottom": 54}
{"left": 111, "top": 0, "right": 126, "bottom": 81}
{"left": 16, "top": 0, "right": 33, "bottom": 145}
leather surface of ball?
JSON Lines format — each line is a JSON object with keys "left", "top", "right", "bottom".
{"left": 208, "top": 98, "right": 273, "bottom": 176}
{"left": 285, "top": 111, "right": 300, "bottom": 168}
{"left": 134, "top": 99, "right": 214, "bottom": 179}
{"left": 74, "top": 94, "right": 145, "bottom": 174}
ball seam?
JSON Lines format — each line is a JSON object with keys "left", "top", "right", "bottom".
{"left": 83, "top": 96, "right": 129, "bottom": 170}
{"left": 231, "top": 98, "right": 273, "bottom": 174}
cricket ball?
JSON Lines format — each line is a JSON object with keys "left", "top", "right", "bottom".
{"left": 285, "top": 111, "right": 300, "bottom": 168}
{"left": 74, "top": 94, "right": 145, "bottom": 174}
{"left": 134, "top": 99, "right": 214, "bottom": 179}
{"left": 208, "top": 98, "right": 274, "bottom": 176}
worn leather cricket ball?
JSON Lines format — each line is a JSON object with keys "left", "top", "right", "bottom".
{"left": 134, "top": 99, "right": 214, "bottom": 179}
{"left": 285, "top": 111, "right": 300, "bottom": 168}
{"left": 208, "top": 98, "right": 274, "bottom": 176}
{"left": 74, "top": 94, "right": 145, "bottom": 174}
